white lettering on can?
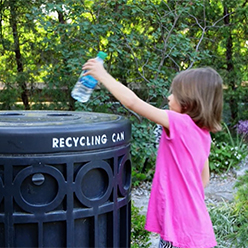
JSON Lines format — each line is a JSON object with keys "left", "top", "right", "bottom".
{"left": 112, "top": 131, "right": 125, "bottom": 143}
{"left": 73, "top": 137, "right": 79, "bottom": 147}
{"left": 65, "top": 137, "right": 72, "bottom": 147}
{"left": 86, "top": 136, "right": 91, "bottom": 146}
{"left": 60, "top": 138, "right": 65, "bottom": 147}
{"left": 52, "top": 138, "right": 59, "bottom": 148}
{"left": 52, "top": 132, "right": 124, "bottom": 149}
{"left": 79, "top": 136, "right": 85, "bottom": 146}
{"left": 101, "top": 134, "right": 107, "bottom": 144}
{"left": 95, "top": 135, "right": 101, "bottom": 145}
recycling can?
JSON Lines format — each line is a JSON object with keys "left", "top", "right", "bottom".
{"left": 0, "top": 110, "right": 132, "bottom": 248}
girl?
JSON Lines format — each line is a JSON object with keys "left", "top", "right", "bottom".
{"left": 82, "top": 59, "right": 223, "bottom": 248}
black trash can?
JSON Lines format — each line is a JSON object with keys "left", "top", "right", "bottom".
{"left": 0, "top": 110, "right": 132, "bottom": 248}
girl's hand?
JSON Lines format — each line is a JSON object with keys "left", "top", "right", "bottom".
{"left": 82, "top": 59, "right": 108, "bottom": 82}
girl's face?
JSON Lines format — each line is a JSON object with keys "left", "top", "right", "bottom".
{"left": 168, "top": 94, "right": 182, "bottom": 113}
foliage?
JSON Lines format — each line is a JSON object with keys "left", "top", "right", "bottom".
{"left": 1, "top": 0, "right": 247, "bottom": 120}
{"left": 131, "top": 119, "right": 157, "bottom": 186}
{"left": 200, "top": 0, "right": 248, "bottom": 124}
{"left": 209, "top": 123, "right": 248, "bottom": 173}
{"left": 131, "top": 202, "right": 151, "bottom": 248}
{"left": 228, "top": 171, "right": 248, "bottom": 247}
{"left": 209, "top": 171, "right": 248, "bottom": 248}
{"left": 209, "top": 140, "right": 247, "bottom": 173}
{"left": 208, "top": 202, "right": 238, "bottom": 248}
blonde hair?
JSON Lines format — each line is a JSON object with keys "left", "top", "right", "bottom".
{"left": 171, "top": 67, "right": 223, "bottom": 132}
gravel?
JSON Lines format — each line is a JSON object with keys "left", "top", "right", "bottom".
{"left": 132, "top": 171, "right": 237, "bottom": 214}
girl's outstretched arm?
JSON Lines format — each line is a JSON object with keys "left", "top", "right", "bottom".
{"left": 83, "top": 59, "right": 169, "bottom": 129}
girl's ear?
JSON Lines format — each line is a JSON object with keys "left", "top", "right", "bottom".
{"left": 181, "top": 105, "right": 187, "bottom": 113}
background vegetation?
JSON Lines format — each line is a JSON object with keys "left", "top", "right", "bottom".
{"left": 1, "top": 0, "right": 248, "bottom": 247}
{"left": 1, "top": 0, "right": 248, "bottom": 174}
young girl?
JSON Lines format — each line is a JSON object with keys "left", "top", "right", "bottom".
{"left": 82, "top": 59, "right": 223, "bottom": 248}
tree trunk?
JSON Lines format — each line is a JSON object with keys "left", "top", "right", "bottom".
{"left": 223, "top": 5, "right": 237, "bottom": 122}
{"left": 58, "top": 10, "right": 75, "bottom": 111}
{"left": 10, "top": 3, "right": 30, "bottom": 110}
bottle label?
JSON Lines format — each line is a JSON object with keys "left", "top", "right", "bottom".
{"left": 78, "top": 71, "right": 97, "bottom": 89}
{"left": 82, "top": 75, "right": 97, "bottom": 89}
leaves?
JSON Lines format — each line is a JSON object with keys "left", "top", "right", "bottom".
{"left": 131, "top": 202, "right": 151, "bottom": 248}
{"left": 210, "top": 123, "right": 248, "bottom": 173}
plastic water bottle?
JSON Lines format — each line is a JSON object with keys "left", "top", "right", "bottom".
{"left": 71, "top": 51, "right": 107, "bottom": 103}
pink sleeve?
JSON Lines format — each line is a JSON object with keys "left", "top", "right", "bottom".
{"left": 164, "top": 110, "right": 191, "bottom": 140}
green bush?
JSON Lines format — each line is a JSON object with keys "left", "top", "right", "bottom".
{"left": 208, "top": 202, "right": 238, "bottom": 248}
{"left": 228, "top": 171, "right": 248, "bottom": 247}
{"left": 209, "top": 171, "right": 248, "bottom": 248}
{"left": 209, "top": 123, "right": 248, "bottom": 173}
{"left": 131, "top": 202, "right": 151, "bottom": 248}
{"left": 131, "top": 119, "right": 157, "bottom": 186}
{"left": 209, "top": 141, "right": 247, "bottom": 173}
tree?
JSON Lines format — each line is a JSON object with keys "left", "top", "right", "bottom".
{"left": 198, "top": 0, "right": 248, "bottom": 124}
{"left": 0, "top": 0, "right": 247, "bottom": 124}
{"left": 0, "top": 0, "right": 43, "bottom": 109}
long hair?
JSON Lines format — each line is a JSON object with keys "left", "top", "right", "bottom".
{"left": 171, "top": 67, "right": 223, "bottom": 132}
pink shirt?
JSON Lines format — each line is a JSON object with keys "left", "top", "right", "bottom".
{"left": 145, "top": 111, "right": 217, "bottom": 248}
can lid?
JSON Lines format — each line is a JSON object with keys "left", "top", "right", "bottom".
{"left": 97, "top": 51, "right": 107, "bottom": 60}
{"left": 0, "top": 110, "right": 131, "bottom": 154}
